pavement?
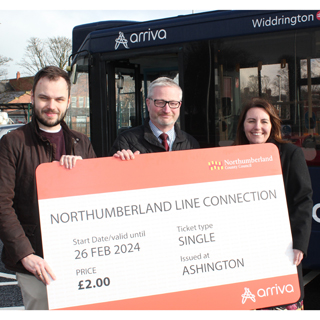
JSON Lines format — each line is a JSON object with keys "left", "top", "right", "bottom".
{"left": 0, "top": 242, "right": 24, "bottom": 309}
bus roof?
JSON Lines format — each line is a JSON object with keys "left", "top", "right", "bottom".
{"left": 72, "top": 20, "right": 137, "bottom": 55}
{"left": 72, "top": 10, "right": 320, "bottom": 58}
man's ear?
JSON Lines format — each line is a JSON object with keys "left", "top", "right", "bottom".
{"left": 146, "top": 98, "right": 151, "bottom": 112}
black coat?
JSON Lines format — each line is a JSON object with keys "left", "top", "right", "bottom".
{"left": 276, "top": 142, "right": 313, "bottom": 255}
{"left": 109, "top": 121, "right": 200, "bottom": 156}
{"left": 273, "top": 141, "right": 313, "bottom": 303}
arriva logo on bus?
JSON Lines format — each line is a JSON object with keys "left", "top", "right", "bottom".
{"left": 115, "top": 29, "right": 167, "bottom": 50}
{"left": 312, "top": 203, "right": 320, "bottom": 223}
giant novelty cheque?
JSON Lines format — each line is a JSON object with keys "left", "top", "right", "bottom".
{"left": 36, "top": 144, "right": 300, "bottom": 310}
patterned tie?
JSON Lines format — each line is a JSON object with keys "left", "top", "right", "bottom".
{"left": 160, "top": 133, "right": 169, "bottom": 151}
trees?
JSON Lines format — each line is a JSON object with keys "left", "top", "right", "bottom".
{"left": 18, "top": 38, "right": 47, "bottom": 74}
{"left": 47, "top": 37, "right": 71, "bottom": 70}
{"left": 18, "top": 36, "right": 71, "bottom": 75}
{"left": 0, "top": 55, "right": 12, "bottom": 78}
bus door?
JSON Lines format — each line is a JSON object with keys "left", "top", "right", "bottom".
{"left": 214, "top": 51, "right": 241, "bottom": 148}
{"left": 105, "top": 62, "right": 142, "bottom": 152}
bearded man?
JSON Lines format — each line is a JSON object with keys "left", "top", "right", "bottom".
{"left": 0, "top": 66, "right": 96, "bottom": 309}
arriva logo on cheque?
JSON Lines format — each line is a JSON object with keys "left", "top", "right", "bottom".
{"left": 241, "top": 284, "right": 295, "bottom": 304}
{"left": 224, "top": 155, "right": 273, "bottom": 170}
{"left": 115, "top": 28, "right": 167, "bottom": 50}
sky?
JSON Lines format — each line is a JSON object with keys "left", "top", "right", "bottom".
{"left": 0, "top": 10, "right": 193, "bottom": 79}
{"left": 0, "top": 4, "right": 213, "bottom": 80}
{"left": 0, "top": 2, "right": 311, "bottom": 80}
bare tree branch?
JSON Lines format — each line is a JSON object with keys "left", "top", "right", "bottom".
{"left": 0, "top": 55, "right": 13, "bottom": 78}
{"left": 47, "top": 36, "right": 72, "bottom": 70}
{"left": 18, "top": 36, "right": 71, "bottom": 75}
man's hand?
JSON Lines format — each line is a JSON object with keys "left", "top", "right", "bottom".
{"left": 21, "top": 254, "right": 56, "bottom": 285}
{"left": 113, "top": 149, "right": 140, "bottom": 160}
{"left": 60, "top": 155, "right": 82, "bottom": 169}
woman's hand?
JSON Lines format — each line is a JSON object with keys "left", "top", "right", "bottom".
{"left": 293, "top": 249, "right": 304, "bottom": 266}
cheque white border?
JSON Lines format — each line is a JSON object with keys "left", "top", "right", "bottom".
{"left": 38, "top": 174, "right": 296, "bottom": 310}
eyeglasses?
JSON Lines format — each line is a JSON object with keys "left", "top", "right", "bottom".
{"left": 149, "top": 99, "right": 181, "bottom": 109}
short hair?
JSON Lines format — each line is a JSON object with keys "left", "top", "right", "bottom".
{"left": 147, "top": 77, "right": 182, "bottom": 101}
{"left": 32, "top": 66, "right": 71, "bottom": 97}
{"left": 234, "top": 97, "right": 284, "bottom": 145}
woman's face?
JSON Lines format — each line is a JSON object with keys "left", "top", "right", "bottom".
{"left": 243, "top": 107, "right": 272, "bottom": 144}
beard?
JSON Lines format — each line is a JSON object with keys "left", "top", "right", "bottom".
{"left": 33, "top": 105, "right": 68, "bottom": 128}
{"left": 153, "top": 112, "right": 177, "bottom": 128}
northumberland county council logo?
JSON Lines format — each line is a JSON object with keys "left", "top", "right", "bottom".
{"left": 208, "top": 161, "right": 223, "bottom": 170}
{"left": 115, "top": 32, "right": 129, "bottom": 50}
{"left": 241, "top": 287, "right": 256, "bottom": 304}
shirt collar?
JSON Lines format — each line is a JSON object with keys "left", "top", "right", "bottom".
{"left": 149, "top": 120, "right": 175, "bottom": 140}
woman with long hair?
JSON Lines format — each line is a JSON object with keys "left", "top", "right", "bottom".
{"left": 234, "top": 98, "right": 313, "bottom": 310}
